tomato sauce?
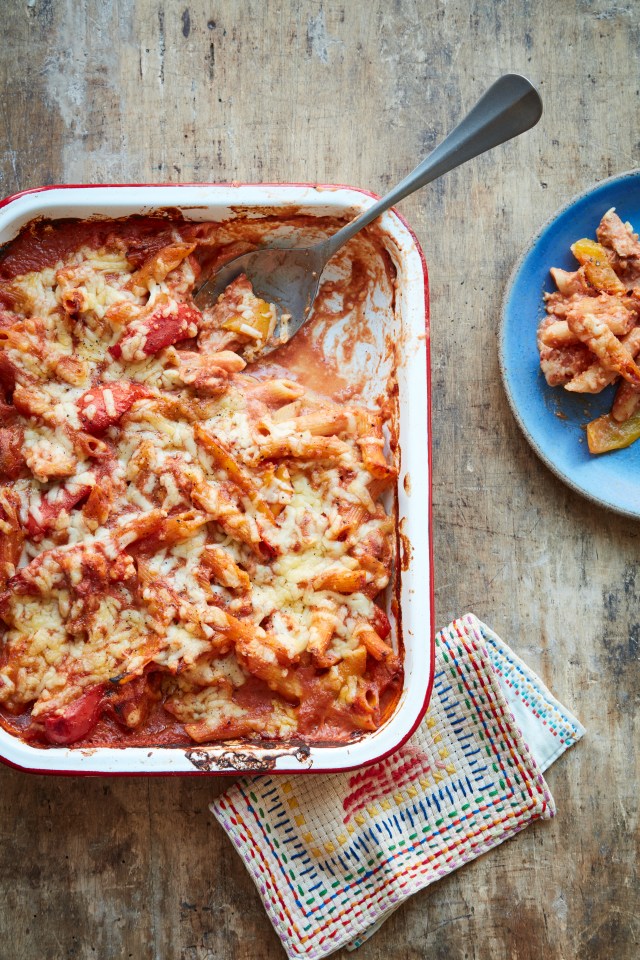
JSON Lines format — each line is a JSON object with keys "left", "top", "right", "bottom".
{"left": 0, "top": 216, "right": 182, "bottom": 281}
{"left": 0, "top": 666, "right": 403, "bottom": 749}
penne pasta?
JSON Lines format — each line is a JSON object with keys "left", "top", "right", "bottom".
{"left": 0, "top": 489, "right": 24, "bottom": 591}
{"left": 190, "top": 481, "right": 262, "bottom": 549}
{"left": 326, "top": 646, "right": 368, "bottom": 690}
{"left": 51, "top": 354, "right": 90, "bottom": 386}
{"left": 116, "top": 509, "right": 168, "bottom": 548}
{"left": 612, "top": 379, "right": 640, "bottom": 423}
{"left": 566, "top": 305, "right": 640, "bottom": 387}
{"left": 82, "top": 471, "right": 118, "bottom": 531}
{"left": 285, "top": 409, "right": 352, "bottom": 437}
{"left": 171, "top": 349, "right": 246, "bottom": 395}
{"left": 269, "top": 399, "right": 303, "bottom": 423}
{"left": 194, "top": 424, "right": 257, "bottom": 496}
{"left": 307, "top": 607, "right": 339, "bottom": 665}
{"left": 355, "top": 409, "right": 397, "bottom": 482}
{"left": 248, "top": 378, "right": 305, "bottom": 405}
{"left": 199, "top": 545, "right": 251, "bottom": 592}
{"left": 128, "top": 241, "right": 197, "bottom": 295}
{"left": 565, "top": 326, "right": 640, "bottom": 394}
{"left": 352, "top": 621, "right": 398, "bottom": 666}
{"left": 184, "top": 713, "right": 260, "bottom": 744}
{"left": 71, "top": 430, "right": 110, "bottom": 460}
{"left": 257, "top": 433, "right": 352, "bottom": 462}
{"left": 160, "top": 510, "right": 211, "bottom": 546}
{"left": 326, "top": 503, "right": 369, "bottom": 541}
{"left": 312, "top": 565, "right": 369, "bottom": 594}
{"left": 236, "top": 634, "right": 303, "bottom": 702}
{"left": 358, "top": 553, "right": 391, "bottom": 593}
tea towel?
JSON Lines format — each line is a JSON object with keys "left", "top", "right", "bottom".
{"left": 211, "top": 613, "right": 584, "bottom": 958}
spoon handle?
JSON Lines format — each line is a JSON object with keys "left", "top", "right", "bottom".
{"left": 321, "top": 73, "right": 542, "bottom": 260}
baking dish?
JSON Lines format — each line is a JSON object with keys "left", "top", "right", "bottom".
{"left": 0, "top": 183, "right": 433, "bottom": 775}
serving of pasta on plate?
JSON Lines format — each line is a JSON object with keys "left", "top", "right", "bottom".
{"left": 537, "top": 207, "right": 640, "bottom": 453}
{"left": 0, "top": 216, "right": 401, "bottom": 748}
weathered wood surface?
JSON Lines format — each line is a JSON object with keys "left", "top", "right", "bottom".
{"left": 1, "top": 1, "right": 638, "bottom": 957}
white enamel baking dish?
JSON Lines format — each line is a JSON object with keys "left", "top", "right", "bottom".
{"left": 0, "top": 183, "right": 433, "bottom": 776}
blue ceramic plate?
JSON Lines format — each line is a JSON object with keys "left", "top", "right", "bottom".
{"left": 500, "top": 170, "right": 640, "bottom": 519}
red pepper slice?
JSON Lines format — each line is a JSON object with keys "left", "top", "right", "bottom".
{"left": 25, "top": 482, "right": 92, "bottom": 540}
{"left": 77, "top": 381, "right": 149, "bottom": 432}
{"left": 43, "top": 685, "right": 104, "bottom": 745}
{"left": 372, "top": 604, "right": 392, "bottom": 640}
{"left": 110, "top": 303, "right": 202, "bottom": 359}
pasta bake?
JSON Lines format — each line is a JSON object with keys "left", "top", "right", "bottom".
{"left": 537, "top": 208, "right": 640, "bottom": 453}
{"left": 0, "top": 215, "right": 401, "bottom": 748}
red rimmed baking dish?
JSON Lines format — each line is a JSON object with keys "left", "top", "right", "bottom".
{"left": 0, "top": 183, "right": 433, "bottom": 775}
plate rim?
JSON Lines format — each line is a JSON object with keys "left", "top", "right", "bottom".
{"left": 498, "top": 167, "right": 640, "bottom": 520}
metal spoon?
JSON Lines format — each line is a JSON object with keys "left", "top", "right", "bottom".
{"left": 194, "top": 74, "right": 542, "bottom": 354}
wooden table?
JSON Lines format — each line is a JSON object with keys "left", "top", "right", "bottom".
{"left": 1, "top": 2, "right": 638, "bottom": 957}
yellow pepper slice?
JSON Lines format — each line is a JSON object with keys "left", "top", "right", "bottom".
{"left": 222, "top": 302, "right": 273, "bottom": 339}
{"left": 571, "top": 238, "right": 626, "bottom": 294}
{"left": 587, "top": 410, "right": 640, "bottom": 454}
{"left": 571, "top": 238, "right": 610, "bottom": 265}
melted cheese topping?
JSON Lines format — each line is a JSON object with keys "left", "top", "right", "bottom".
{"left": 0, "top": 219, "right": 398, "bottom": 745}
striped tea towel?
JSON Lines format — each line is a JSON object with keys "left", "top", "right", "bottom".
{"left": 211, "top": 613, "right": 585, "bottom": 958}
